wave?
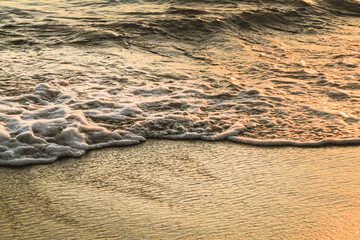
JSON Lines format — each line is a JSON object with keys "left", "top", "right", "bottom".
{"left": 0, "top": 80, "right": 359, "bottom": 166}
{"left": 0, "top": 0, "right": 355, "bottom": 48}
{"left": 0, "top": 0, "right": 359, "bottom": 165}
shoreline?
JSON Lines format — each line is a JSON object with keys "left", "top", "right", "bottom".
{"left": 2, "top": 136, "right": 360, "bottom": 167}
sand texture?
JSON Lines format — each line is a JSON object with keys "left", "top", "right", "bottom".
{"left": 1, "top": 140, "right": 360, "bottom": 239}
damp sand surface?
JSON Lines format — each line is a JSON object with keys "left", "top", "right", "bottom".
{"left": 1, "top": 140, "right": 360, "bottom": 240}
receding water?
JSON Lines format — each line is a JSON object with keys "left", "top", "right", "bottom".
{"left": 1, "top": 140, "right": 360, "bottom": 239}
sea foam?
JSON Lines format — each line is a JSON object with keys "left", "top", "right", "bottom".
{"left": 0, "top": 84, "right": 145, "bottom": 166}
{"left": 1, "top": 81, "right": 359, "bottom": 166}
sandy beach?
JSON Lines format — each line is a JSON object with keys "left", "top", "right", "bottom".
{"left": 1, "top": 0, "right": 360, "bottom": 239}
{"left": 1, "top": 140, "right": 360, "bottom": 239}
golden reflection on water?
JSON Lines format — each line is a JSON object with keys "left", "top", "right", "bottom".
{"left": 1, "top": 140, "right": 360, "bottom": 239}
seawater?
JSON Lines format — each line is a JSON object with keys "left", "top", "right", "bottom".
{"left": 0, "top": 0, "right": 360, "bottom": 165}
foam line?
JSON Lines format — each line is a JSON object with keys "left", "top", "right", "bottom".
{"left": 227, "top": 136, "right": 360, "bottom": 147}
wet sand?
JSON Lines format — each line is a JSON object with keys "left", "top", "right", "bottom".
{"left": 1, "top": 140, "right": 360, "bottom": 239}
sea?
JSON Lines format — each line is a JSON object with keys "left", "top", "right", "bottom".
{"left": 0, "top": 0, "right": 360, "bottom": 165}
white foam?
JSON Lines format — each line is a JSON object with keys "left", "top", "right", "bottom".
{"left": 228, "top": 136, "right": 360, "bottom": 147}
{"left": 1, "top": 79, "right": 360, "bottom": 166}
{"left": 0, "top": 84, "right": 145, "bottom": 166}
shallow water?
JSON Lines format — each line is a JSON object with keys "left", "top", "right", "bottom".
{"left": 0, "top": 0, "right": 360, "bottom": 165}
{"left": 1, "top": 140, "right": 360, "bottom": 239}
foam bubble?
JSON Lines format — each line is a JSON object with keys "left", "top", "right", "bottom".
{"left": 0, "top": 84, "right": 145, "bottom": 166}
{"left": 0, "top": 77, "right": 359, "bottom": 166}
